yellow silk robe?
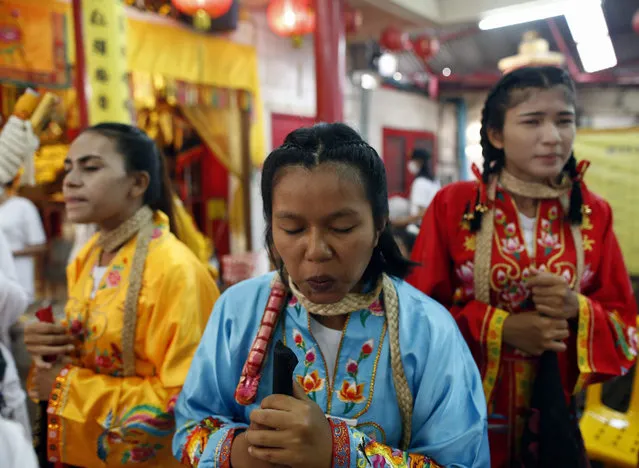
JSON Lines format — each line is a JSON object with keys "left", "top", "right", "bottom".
{"left": 47, "top": 212, "right": 219, "bottom": 467}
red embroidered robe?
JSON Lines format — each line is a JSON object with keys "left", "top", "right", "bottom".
{"left": 407, "top": 180, "right": 638, "bottom": 467}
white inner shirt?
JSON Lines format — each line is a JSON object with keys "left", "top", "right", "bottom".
{"left": 91, "top": 266, "right": 108, "bottom": 299}
{"left": 309, "top": 316, "right": 343, "bottom": 382}
{"left": 518, "top": 212, "right": 536, "bottom": 255}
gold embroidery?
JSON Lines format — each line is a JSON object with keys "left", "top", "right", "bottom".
{"left": 352, "top": 323, "right": 387, "bottom": 419}
{"left": 583, "top": 235, "right": 595, "bottom": 252}
{"left": 354, "top": 422, "right": 387, "bottom": 443}
{"left": 463, "top": 235, "right": 476, "bottom": 252}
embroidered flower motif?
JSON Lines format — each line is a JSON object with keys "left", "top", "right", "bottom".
{"left": 360, "top": 299, "right": 384, "bottom": 326}
{"left": 548, "top": 206, "right": 559, "bottom": 221}
{"left": 152, "top": 228, "right": 163, "bottom": 239}
{"left": 501, "top": 237, "right": 525, "bottom": 257}
{"left": 499, "top": 280, "right": 530, "bottom": 311}
{"left": 94, "top": 344, "right": 124, "bottom": 376}
{"left": 292, "top": 329, "right": 305, "bottom": 348}
{"left": 360, "top": 339, "right": 374, "bottom": 357}
{"left": 288, "top": 296, "right": 302, "bottom": 316}
{"left": 504, "top": 223, "right": 517, "bottom": 238}
{"left": 304, "top": 348, "right": 317, "bottom": 366}
{"left": 456, "top": 260, "right": 474, "bottom": 284}
{"left": 368, "top": 300, "right": 384, "bottom": 316}
{"left": 108, "top": 271, "right": 122, "bottom": 288}
{"left": 296, "top": 370, "right": 325, "bottom": 395}
{"left": 537, "top": 232, "right": 560, "bottom": 252}
{"left": 336, "top": 381, "right": 365, "bottom": 405}
{"left": 346, "top": 359, "right": 359, "bottom": 376}
{"left": 495, "top": 209, "right": 507, "bottom": 225}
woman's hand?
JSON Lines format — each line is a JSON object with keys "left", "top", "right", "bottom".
{"left": 29, "top": 362, "right": 67, "bottom": 401}
{"left": 527, "top": 269, "right": 580, "bottom": 320}
{"left": 231, "top": 431, "right": 282, "bottom": 468}
{"left": 246, "top": 382, "right": 333, "bottom": 468}
{"left": 503, "top": 311, "right": 570, "bottom": 356}
{"left": 23, "top": 321, "right": 74, "bottom": 368}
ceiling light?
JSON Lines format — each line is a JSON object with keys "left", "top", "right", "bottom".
{"left": 577, "top": 36, "right": 617, "bottom": 73}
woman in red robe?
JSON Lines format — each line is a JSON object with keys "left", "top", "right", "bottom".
{"left": 408, "top": 66, "right": 637, "bottom": 467}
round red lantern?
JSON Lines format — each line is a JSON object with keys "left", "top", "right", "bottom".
{"left": 380, "top": 27, "right": 411, "bottom": 52}
{"left": 171, "top": 0, "right": 233, "bottom": 18}
{"left": 633, "top": 9, "right": 639, "bottom": 35}
{"left": 344, "top": 7, "right": 363, "bottom": 35}
{"left": 267, "top": 0, "right": 315, "bottom": 38}
{"left": 412, "top": 35, "right": 440, "bottom": 61}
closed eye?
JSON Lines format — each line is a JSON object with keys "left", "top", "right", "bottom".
{"left": 332, "top": 226, "right": 355, "bottom": 234}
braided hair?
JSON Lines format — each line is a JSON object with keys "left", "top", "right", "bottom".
{"left": 470, "top": 66, "right": 583, "bottom": 232}
{"left": 261, "top": 122, "right": 415, "bottom": 283}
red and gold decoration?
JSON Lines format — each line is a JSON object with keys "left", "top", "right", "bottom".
{"left": 0, "top": 2, "right": 70, "bottom": 87}
{"left": 267, "top": 0, "right": 315, "bottom": 46}
{"left": 171, "top": 0, "right": 233, "bottom": 17}
{"left": 412, "top": 35, "right": 439, "bottom": 61}
{"left": 379, "top": 26, "right": 411, "bottom": 52}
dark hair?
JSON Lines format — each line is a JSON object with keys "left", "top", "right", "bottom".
{"left": 261, "top": 122, "right": 415, "bottom": 282}
{"left": 84, "top": 123, "right": 177, "bottom": 234}
{"left": 471, "top": 66, "right": 583, "bottom": 231}
{"left": 411, "top": 148, "right": 434, "bottom": 180}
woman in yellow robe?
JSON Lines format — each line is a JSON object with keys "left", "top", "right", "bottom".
{"left": 23, "top": 123, "right": 219, "bottom": 467}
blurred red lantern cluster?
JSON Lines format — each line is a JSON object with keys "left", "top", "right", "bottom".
{"left": 412, "top": 35, "right": 439, "bottom": 61}
{"left": 379, "top": 27, "right": 440, "bottom": 61}
{"left": 379, "top": 27, "right": 411, "bottom": 52}
{"left": 171, "top": 0, "right": 233, "bottom": 18}
{"left": 267, "top": 0, "right": 315, "bottom": 38}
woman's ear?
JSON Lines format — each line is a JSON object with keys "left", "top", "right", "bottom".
{"left": 129, "top": 171, "right": 150, "bottom": 199}
{"left": 487, "top": 127, "right": 504, "bottom": 150}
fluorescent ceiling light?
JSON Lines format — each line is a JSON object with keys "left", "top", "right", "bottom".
{"left": 577, "top": 35, "right": 617, "bottom": 73}
{"left": 479, "top": 2, "right": 568, "bottom": 30}
{"left": 565, "top": 4, "right": 608, "bottom": 43}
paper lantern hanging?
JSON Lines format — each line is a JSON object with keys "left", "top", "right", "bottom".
{"left": 171, "top": 0, "right": 233, "bottom": 18}
{"left": 412, "top": 35, "right": 439, "bottom": 61}
{"left": 267, "top": 0, "right": 315, "bottom": 38}
{"left": 379, "top": 27, "right": 411, "bottom": 52}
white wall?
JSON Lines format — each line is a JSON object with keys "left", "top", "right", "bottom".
{"left": 248, "top": 12, "right": 439, "bottom": 154}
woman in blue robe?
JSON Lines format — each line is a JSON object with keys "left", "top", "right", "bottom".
{"left": 173, "top": 123, "right": 490, "bottom": 468}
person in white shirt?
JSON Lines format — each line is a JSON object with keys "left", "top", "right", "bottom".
{"left": 0, "top": 417, "right": 38, "bottom": 468}
{"left": 0, "top": 229, "right": 30, "bottom": 436}
{"left": 392, "top": 149, "right": 441, "bottom": 227}
{"left": 0, "top": 185, "right": 47, "bottom": 302}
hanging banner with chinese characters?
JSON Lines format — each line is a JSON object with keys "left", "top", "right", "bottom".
{"left": 83, "top": 0, "right": 131, "bottom": 125}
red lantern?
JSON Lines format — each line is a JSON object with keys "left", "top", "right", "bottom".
{"left": 379, "top": 27, "right": 411, "bottom": 52}
{"left": 412, "top": 35, "right": 439, "bottom": 61}
{"left": 171, "top": 0, "right": 233, "bottom": 18}
{"left": 344, "top": 7, "right": 363, "bottom": 35}
{"left": 267, "top": 0, "right": 315, "bottom": 38}
{"left": 633, "top": 9, "right": 639, "bottom": 35}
